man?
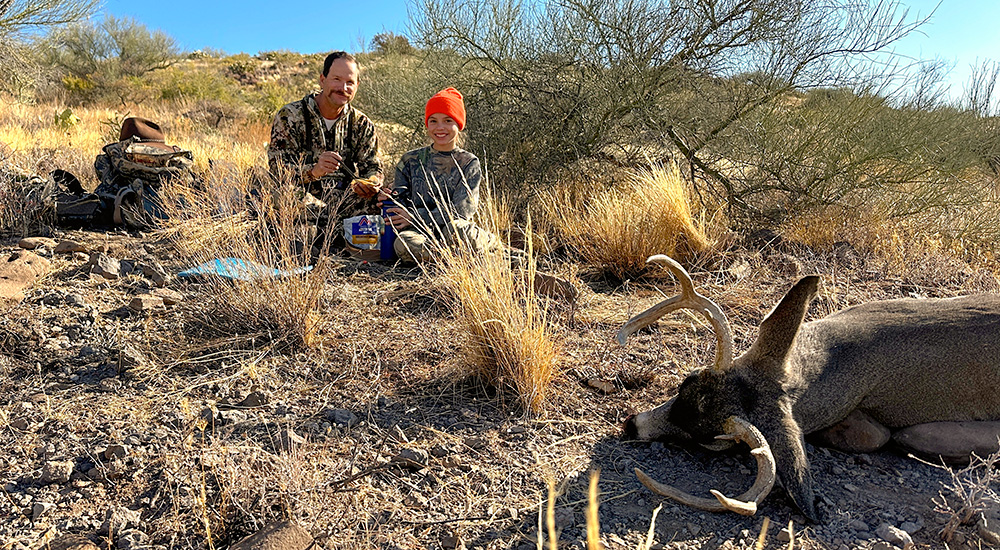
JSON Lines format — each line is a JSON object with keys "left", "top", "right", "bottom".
{"left": 268, "top": 51, "right": 384, "bottom": 242}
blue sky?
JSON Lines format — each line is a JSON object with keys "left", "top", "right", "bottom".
{"left": 102, "top": 0, "right": 997, "bottom": 96}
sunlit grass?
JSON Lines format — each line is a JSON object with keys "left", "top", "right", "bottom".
{"left": 541, "top": 163, "right": 718, "bottom": 279}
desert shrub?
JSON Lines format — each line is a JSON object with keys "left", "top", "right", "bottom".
{"left": 37, "top": 14, "right": 179, "bottom": 105}
{"left": 540, "top": 163, "right": 716, "bottom": 280}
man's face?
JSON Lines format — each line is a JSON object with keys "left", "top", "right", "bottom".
{"left": 318, "top": 58, "right": 359, "bottom": 115}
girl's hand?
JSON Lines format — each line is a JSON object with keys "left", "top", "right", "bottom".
{"left": 383, "top": 207, "right": 412, "bottom": 230}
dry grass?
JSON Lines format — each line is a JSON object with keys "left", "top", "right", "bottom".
{"left": 158, "top": 163, "right": 337, "bottom": 350}
{"left": 434, "top": 191, "right": 560, "bottom": 414}
{"left": 540, "top": 163, "right": 717, "bottom": 280}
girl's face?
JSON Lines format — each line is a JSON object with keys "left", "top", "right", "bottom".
{"left": 427, "top": 113, "right": 460, "bottom": 151}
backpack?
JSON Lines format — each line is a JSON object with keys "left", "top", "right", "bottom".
{"left": 93, "top": 137, "right": 197, "bottom": 228}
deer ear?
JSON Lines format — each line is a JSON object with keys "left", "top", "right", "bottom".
{"left": 745, "top": 275, "right": 820, "bottom": 371}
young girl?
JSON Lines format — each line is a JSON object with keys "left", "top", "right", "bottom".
{"left": 382, "top": 87, "right": 497, "bottom": 263}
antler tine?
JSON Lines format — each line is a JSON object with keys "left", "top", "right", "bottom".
{"left": 635, "top": 416, "right": 777, "bottom": 516}
{"left": 616, "top": 255, "right": 734, "bottom": 372}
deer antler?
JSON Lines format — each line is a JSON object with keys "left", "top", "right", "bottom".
{"left": 616, "top": 255, "right": 734, "bottom": 372}
{"left": 635, "top": 416, "right": 777, "bottom": 516}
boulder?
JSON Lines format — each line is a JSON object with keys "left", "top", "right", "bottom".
{"left": 810, "top": 409, "right": 891, "bottom": 453}
{"left": 892, "top": 421, "right": 1000, "bottom": 464}
{"left": 229, "top": 520, "right": 319, "bottom": 550}
{"left": 0, "top": 250, "right": 51, "bottom": 306}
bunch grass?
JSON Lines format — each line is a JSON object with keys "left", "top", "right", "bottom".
{"left": 541, "top": 163, "right": 716, "bottom": 280}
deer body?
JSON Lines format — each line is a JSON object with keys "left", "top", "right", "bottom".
{"left": 620, "top": 256, "right": 1000, "bottom": 522}
{"left": 789, "top": 295, "right": 1000, "bottom": 433}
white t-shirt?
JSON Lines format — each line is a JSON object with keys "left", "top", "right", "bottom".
{"left": 323, "top": 115, "right": 339, "bottom": 131}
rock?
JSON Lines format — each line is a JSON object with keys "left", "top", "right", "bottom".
{"left": 104, "top": 444, "right": 129, "bottom": 460}
{"left": 235, "top": 390, "right": 268, "bottom": 408}
{"left": 116, "top": 528, "right": 148, "bottom": 550}
{"left": 18, "top": 237, "right": 57, "bottom": 250}
{"left": 325, "top": 409, "right": 359, "bottom": 428}
{"left": 151, "top": 287, "right": 184, "bottom": 306}
{"left": 229, "top": 520, "right": 316, "bottom": 550}
{"left": 892, "top": 421, "right": 1000, "bottom": 463}
{"left": 0, "top": 251, "right": 51, "bottom": 305}
{"left": 777, "top": 528, "right": 792, "bottom": 543}
{"left": 32, "top": 501, "right": 55, "bottom": 521}
{"left": 979, "top": 513, "right": 1000, "bottom": 546}
{"left": 848, "top": 518, "right": 870, "bottom": 532}
{"left": 47, "top": 534, "right": 100, "bottom": 550}
{"left": 441, "top": 532, "right": 465, "bottom": 550}
{"left": 870, "top": 542, "right": 894, "bottom": 550}
{"left": 138, "top": 262, "right": 168, "bottom": 287}
{"left": 40, "top": 459, "right": 74, "bottom": 484}
{"left": 532, "top": 271, "right": 579, "bottom": 303}
{"left": 393, "top": 448, "right": 429, "bottom": 468}
{"left": 54, "top": 240, "right": 87, "bottom": 254}
{"left": 877, "top": 523, "right": 913, "bottom": 548}
{"left": 87, "top": 253, "right": 121, "bottom": 280}
{"left": 72, "top": 252, "right": 90, "bottom": 263}
{"left": 129, "top": 294, "right": 163, "bottom": 312}
{"left": 463, "top": 437, "right": 487, "bottom": 450}
{"left": 99, "top": 506, "right": 142, "bottom": 536}
{"left": 811, "top": 409, "right": 890, "bottom": 453}
{"left": 900, "top": 519, "right": 923, "bottom": 534}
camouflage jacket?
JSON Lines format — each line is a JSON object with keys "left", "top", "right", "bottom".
{"left": 391, "top": 146, "right": 481, "bottom": 230}
{"left": 94, "top": 138, "right": 196, "bottom": 199}
{"left": 268, "top": 94, "right": 383, "bottom": 198}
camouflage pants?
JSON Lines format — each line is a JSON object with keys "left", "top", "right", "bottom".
{"left": 393, "top": 219, "right": 501, "bottom": 264}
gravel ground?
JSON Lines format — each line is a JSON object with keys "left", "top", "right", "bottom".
{"left": 2, "top": 228, "right": 999, "bottom": 550}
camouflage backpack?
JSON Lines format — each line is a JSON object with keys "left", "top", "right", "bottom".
{"left": 93, "top": 136, "right": 197, "bottom": 228}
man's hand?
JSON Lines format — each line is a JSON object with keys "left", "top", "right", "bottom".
{"left": 309, "top": 151, "right": 343, "bottom": 179}
{"left": 350, "top": 177, "right": 383, "bottom": 200}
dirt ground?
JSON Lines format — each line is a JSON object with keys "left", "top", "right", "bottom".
{"left": 2, "top": 228, "right": 999, "bottom": 550}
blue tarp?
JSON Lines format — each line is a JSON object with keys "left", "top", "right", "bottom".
{"left": 177, "top": 257, "right": 313, "bottom": 282}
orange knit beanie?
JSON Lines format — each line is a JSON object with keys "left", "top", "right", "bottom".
{"left": 424, "top": 87, "right": 466, "bottom": 130}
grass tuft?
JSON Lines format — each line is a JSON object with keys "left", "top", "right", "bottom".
{"left": 541, "top": 163, "right": 716, "bottom": 279}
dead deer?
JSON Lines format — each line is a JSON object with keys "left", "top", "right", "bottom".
{"left": 619, "top": 255, "right": 1000, "bottom": 521}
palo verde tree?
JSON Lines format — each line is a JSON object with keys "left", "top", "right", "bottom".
{"left": 41, "top": 14, "right": 180, "bottom": 105}
{"left": 0, "top": 0, "right": 98, "bottom": 98}
{"left": 407, "top": 0, "right": 999, "bottom": 227}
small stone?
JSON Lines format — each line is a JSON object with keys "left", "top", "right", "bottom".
{"left": 899, "top": 521, "right": 921, "bottom": 534}
{"left": 72, "top": 252, "right": 90, "bottom": 263}
{"left": 877, "top": 523, "right": 913, "bottom": 547}
{"left": 849, "top": 519, "right": 870, "bottom": 532}
{"left": 229, "top": 520, "right": 314, "bottom": 550}
{"left": 129, "top": 294, "right": 163, "bottom": 312}
{"left": 870, "top": 543, "right": 893, "bottom": 550}
{"left": 18, "top": 237, "right": 57, "bottom": 250}
{"left": 41, "top": 460, "right": 74, "bottom": 484}
{"left": 54, "top": 240, "right": 87, "bottom": 253}
{"left": 393, "top": 448, "right": 429, "bottom": 467}
{"left": 325, "top": 408, "right": 359, "bottom": 428}
{"left": 99, "top": 506, "right": 142, "bottom": 536}
{"left": 11, "top": 417, "right": 29, "bottom": 431}
{"left": 138, "top": 262, "right": 168, "bottom": 287}
{"left": 66, "top": 294, "right": 87, "bottom": 306}
{"left": 104, "top": 444, "right": 129, "bottom": 461}
{"left": 151, "top": 288, "right": 184, "bottom": 305}
{"left": 430, "top": 445, "right": 450, "bottom": 458}
{"left": 777, "top": 528, "right": 792, "bottom": 543}
{"left": 87, "top": 253, "right": 120, "bottom": 280}
{"left": 844, "top": 483, "right": 859, "bottom": 493}
{"left": 32, "top": 501, "right": 55, "bottom": 521}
